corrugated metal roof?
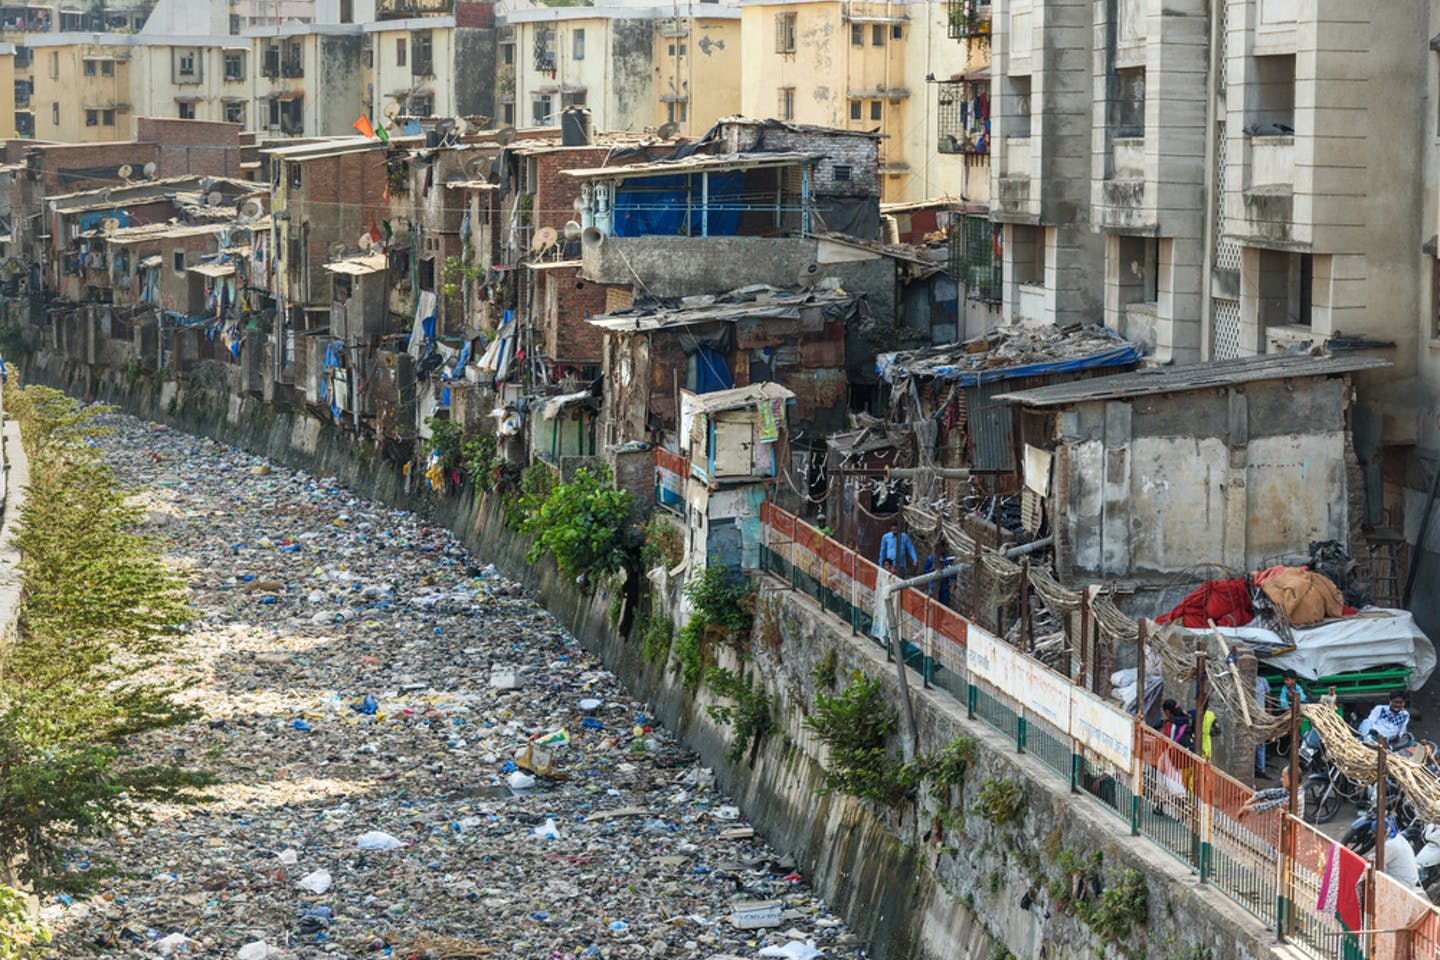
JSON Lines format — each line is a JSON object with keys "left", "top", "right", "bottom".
{"left": 994, "top": 353, "right": 1393, "bottom": 407}
{"left": 562, "top": 151, "right": 816, "bottom": 180}
{"left": 684, "top": 381, "right": 795, "bottom": 414}
{"left": 323, "top": 253, "right": 387, "bottom": 276}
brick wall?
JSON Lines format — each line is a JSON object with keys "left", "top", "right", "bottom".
{"left": 291, "top": 146, "right": 394, "bottom": 306}
{"left": 716, "top": 120, "right": 879, "bottom": 198}
{"left": 540, "top": 263, "right": 609, "bottom": 366}
{"left": 455, "top": 2, "right": 496, "bottom": 29}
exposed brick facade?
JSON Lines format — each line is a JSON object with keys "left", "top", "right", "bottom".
{"left": 534, "top": 262, "right": 612, "bottom": 367}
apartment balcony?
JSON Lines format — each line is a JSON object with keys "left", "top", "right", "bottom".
{"left": 993, "top": 136, "right": 1034, "bottom": 219}
{"left": 281, "top": 57, "right": 304, "bottom": 79}
{"left": 946, "top": 0, "right": 991, "bottom": 39}
{"left": 1241, "top": 135, "right": 1295, "bottom": 242}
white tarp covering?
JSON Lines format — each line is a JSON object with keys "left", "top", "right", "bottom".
{"left": 1199, "top": 609, "right": 1437, "bottom": 690}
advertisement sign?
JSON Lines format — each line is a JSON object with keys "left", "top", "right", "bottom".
{"left": 1070, "top": 686, "right": 1135, "bottom": 772}
{"left": 1022, "top": 660, "right": 1073, "bottom": 732}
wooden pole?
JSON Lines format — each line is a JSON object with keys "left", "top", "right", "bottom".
{"left": 1287, "top": 677, "right": 1300, "bottom": 816}
{"left": 1194, "top": 643, "right": 1208, "bottom": 751}
{"left": 1375, "top": 748, "right": 1388, "bottom": 877}
{"left": 1079, "top": 588, "right": 1091, "bottom": 687}
{"left": 1020, "top": 558, "right": 1033, "bottom": 653}
{"left": 1135, "top": 619, "right": 1148, "bottom": 721}
{"left": 969, "top": 539, "right": 982, "bottom": 622}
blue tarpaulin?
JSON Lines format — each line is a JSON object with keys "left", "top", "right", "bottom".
{"left": 77, "top": 209, "right": 131, "bottom": 232}
{"left": 612, "top": 173, "right": 744, "bottom": 238}
{"left": 875, "top": 333, "right": 1142, "bottom": 387}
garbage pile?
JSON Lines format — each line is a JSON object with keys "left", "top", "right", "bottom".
{"left": 43, "top": 413, "right": 863, "bottom": 960}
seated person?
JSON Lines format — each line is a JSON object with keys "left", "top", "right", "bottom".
{"left": 1360, "top": 692, "right": 1414, "bottom": 751}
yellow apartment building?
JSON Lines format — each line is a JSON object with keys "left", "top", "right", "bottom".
{"left": 500, "top": 5, "right": 739, "bottom": 135}
{"left": 653, "top": 11, "right": 742, "bottom": 138}
{"left": 739, "top": 0, "right": 990, "bottom": 203}
{"left": 29, "top": 40, "right": 137, "bottom": 142}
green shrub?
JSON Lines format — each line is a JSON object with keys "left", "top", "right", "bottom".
{"left": 0, "top": 884, "right": 49, "bottom": 958}
{"left": 675, "top": 620, "right": 706, "bottom": 690}
{"left": 805, "top": 671, "right": 917, "bottom": 806}
{"left": 924, "top": 735, "right": 976, "bottom": 803}
{"left": 705, "top": 667, "right": 773, "bottom": 764}
{"left": 642, "top": 613, "right": 674, "bottom": 664}
{"left": 423, "top": 414, "right": 462, "bottom": 471}
{"left": 518, "top": 466, "right": 635, "bottom": 582}
{"left": 974, "top": 778, "right": 1027, "bottom": 828}
{"left": 684, "top": 564, "right": 756, "bottom": 637}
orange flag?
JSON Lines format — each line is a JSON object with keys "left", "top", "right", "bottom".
{"left": 353, "top": 115, "right": 377, "bottom": 139}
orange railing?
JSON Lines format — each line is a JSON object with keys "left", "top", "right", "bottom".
{"left": 756, "top": 500, "right": 1440, "bottom": 959}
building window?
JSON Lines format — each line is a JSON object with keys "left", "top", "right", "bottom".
{"left": 224, "top": 101, "right": 244, "bottom": 124}
{"left": 263, "top": 44, "right": 279, "bottom": 76}
{"left": 870, "top": 100, "right": 882, "bottom": 121}
{"left": 339, "top": 0, "right": 353, "bottom": 22}
{"left": 396, "top": 37, "right": 406, "bottom": 67}
{"left": 1113, "top": 67, "right": 1145, "bottom": 138}
{"left": 778, "top": 86, "right": 795, "bottom": 120}
{"left": 534, "top": 29, "right": 555, "bottom": 71}
{"left": 411, "top": 93, "right": 434, "bottom": 116}
{"left": 502, "top": 44, "right": 514, "bottom": 66}
{"left": 224, "top": 51, "right": 245, "bottom": 81}
{"left": 850, "top": 23, "right": 863, "bottom": 45}
{"left": 1008, "top": 75, "right": 1032, "bottom": 137}
{"left": 573, "top": 28, "right": 585, "bottom": 60}
{"left": 891, "top": 23, "right": 903, "bottom": 39}
{"left": 86, "top": 109, "right": 97, "bottom": 126}
{"left": 666, "top": 100, "right": 687, "bottom": 123}
{"left": 849, "top": 100, "right": 861, "bottom": 120}
{"left": 1256, "top": 249, "right": 1313, "bottom": 328}
{"left": 501, "top": 102, "right": 514, "bottom": 125}
{"left": 562, "top": 90, "right": 586, "bottom": 109}
{"left": 677, "top": 41, "right": 686, "bottom": 56}
{"left": 103, "top": 109, "right": 115, "bottom": 125}
{"left": 178, "top": 51, "right": 196, "bottom": 76}
{"left": 833, "top": 164, "right": 851, "bottom": 181}
{"left": 1116, "top": 235, "right": 1159, "bottom": 304}
{"left": 172, "top": 250, "right": 186, "bottom": 276}
{"left": 289, "top": 163, "right": 302, "bottom": 188}
{"left": 775, "top": 12, "right": 796, "bottom": 54}
{"left": 532, "top": 94, "right": 553, "bottom": 126}
{"left": 1432, "top": 258, "right": 1440, "bottom": 338}
{"left": 871, "top": 24, "right": 884, "bottom": 45}
{"left": 101, "top": 59, "right": 114, "bottom": 76}
{"left": 51, "top": 102, "right": 58, "bottom": 126}
{"left": 50, "top": 52, "right": 57, "bottom": 79}
{"left": 83, "top": 59, "right": 96, "bottom": 76}
{"left": 179, "top": 101, "right": 196, "bottom": 120}
{"left": 949, "top": 215, "right": 1002, "bottom": 302}
{"left": 1248, "top": 53, "right": 1295, "bottom": 135}
{"left": 412, "top": 30, "right": 433, "bottom": 75}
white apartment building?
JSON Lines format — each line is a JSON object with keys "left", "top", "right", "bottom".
{"left": 988, "top": 0, "right": 1426, "bottom": 367}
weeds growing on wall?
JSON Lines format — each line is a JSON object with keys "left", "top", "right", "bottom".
{"left": 423, "top": 415, "right": 463, "bottom": 472}
{"left": 974, "top": 777, "right": 1027, "bottom": 828}
{"left": 642, "top": 612, "right": 674, "bottom": 664}
{"left": 705, "top": 667, "right": 773, "bottom": 764}
{"left": 640, "top": 514, "right": 684, "bottom": 571}
{"left": 0, "top": 387, "right": 208, "bottom": 894}
{"left": 806, "top": 671, "right": 918, "bottom": 806}
{"left": 0, "top": 884, "right": 49, "bottom": 958}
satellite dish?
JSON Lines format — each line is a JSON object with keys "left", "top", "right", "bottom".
{"left": 657, "top": 122, "right": 679, "bottom": 140}
{"left": 494, "top": 126, "right": 517, "bottom": 146}
{"left": 239, "top": 197, "right": 264, "bottom": 221}
{"left": 531, "top": 225, "right": 558, "bottom": 253}
{"left": 358, "top": 233, "right": 374, "bottom": 251}
{"left": 455, "top": 117, "right": 471, "bottom": 135}
{"left": 382, "top": 102, "right": 401, "bottom": 121}
{"left": 207, "top": 190, "right": 224, "bottom": 207}
{"left": 142, "top": 161, "right": 157, "bottom": 179}
{"left": 101, "top": 217, "right": 121, "bottom": 234}
{"left": 435, "top": 118, "right": 456, "bottom": 137}
{"left": 797, "top": 261, "right": 821, "bottom": 289}
{"left": 572, "top": 196, "right": 585, "bottom": 215}
{"left": 562, "top": 220, "right": 581, "bottom": 242}
{"left": 329, "top": 240, "right": 347, "bottom": 259}
{"left": 117, "top": 163, "right": 133, "bottom": 179}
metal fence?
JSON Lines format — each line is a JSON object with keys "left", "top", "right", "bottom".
{"left": 757, "top": 502, "right": 1440, "bottom": 959}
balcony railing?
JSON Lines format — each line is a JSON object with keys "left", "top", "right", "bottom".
{"left": 946, "top": 0, "right": 991, "bottom": 39}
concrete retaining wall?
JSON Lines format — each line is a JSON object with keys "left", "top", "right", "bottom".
{"left": 23, "top": 350, "right": 1287, "bottom": 960}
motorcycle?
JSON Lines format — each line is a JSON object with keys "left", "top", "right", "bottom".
{"left": 1342, "top": 783, "right": 1419, "bottom": 858}
{"left": 1299, "top": 728, "right": 1366, "bottom": 824}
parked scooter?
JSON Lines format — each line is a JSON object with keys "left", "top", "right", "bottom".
{"left": 1298, "top": 728, "right": 1366, "bottom": 824}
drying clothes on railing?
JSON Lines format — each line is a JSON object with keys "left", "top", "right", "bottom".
{"left": 1155, "top": 577, "right": 1255, "bottom": 628}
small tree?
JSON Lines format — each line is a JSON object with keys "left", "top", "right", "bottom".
{"left": 519, "top": 466, "right": 636, "bottom": 581}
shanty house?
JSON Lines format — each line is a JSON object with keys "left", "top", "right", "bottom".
{"left": 590, "top": 285, "right": 860, "bottom": 453}
{"left": 995, "top": 354, "right": 1393, "bottom": 589}
{"left": 681, "top": 382, "right": 796, "bottom": 572}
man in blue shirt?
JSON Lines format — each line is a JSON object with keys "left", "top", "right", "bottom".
{"left": 878, "top": 519, "right": 917, "bottom": 574}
